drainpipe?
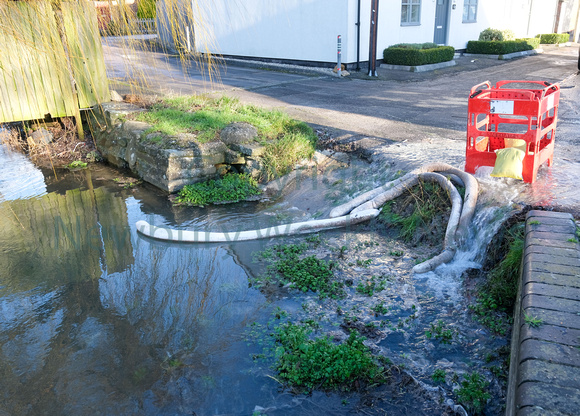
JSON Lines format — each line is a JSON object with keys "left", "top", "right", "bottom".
{"left": 368, "top": 0, "right": 379, "bottom": 77}
{"left": 356, "top": 0, "right": 361, "bottom": 71}
{"left": 526, "top": 0, "right": 534, "bottom": 37}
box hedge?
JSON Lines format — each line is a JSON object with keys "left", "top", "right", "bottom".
{"left": 466, "top": 38, "right": 539, "bottom": 55}
{"left": 537, "top": 33, "right": 570, "bottom": 44}
{"left": 383, "top": 44, "right": 455, "bottom": 66}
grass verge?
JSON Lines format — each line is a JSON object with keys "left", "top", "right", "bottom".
{"left": 134, "top": 95, "right": 317, "bottom": 180}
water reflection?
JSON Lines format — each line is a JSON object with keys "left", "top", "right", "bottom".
{"left": 0, "top": 184, "right": 133, "bottom": 293}
{"left": 0, "top": 155, "right": 271, "bottom": 414}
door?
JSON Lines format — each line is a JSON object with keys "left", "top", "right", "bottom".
{"left": 433, "top": 0, "right": 450, "bottom": 45}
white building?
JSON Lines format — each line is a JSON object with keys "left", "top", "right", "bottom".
{"left": 158, "top": 0, "right": 580, "bottom": 67}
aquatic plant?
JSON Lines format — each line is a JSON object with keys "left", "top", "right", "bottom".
{"left": 253, "top": 242, "right": 343, "bottom": 299}
{"left": 175, "top": 173, "right": 261, "bottom": 206}
{"left": 273, "top": 323, "right": 385, "bottom": 391}
{"left": 355, "top": 276, "right": 386, "bottom": 297}
{"left": 371, "top": 302, "right": 389, "bottom": 315}
{"left": 425, "top": 320, "right": 455, "bottom": 344}
{"left": 456, "top": 372, "right": 491, "bottom": 414}
{"left": 432, "top": 368, "right": 446, "bottom": 383}
{"left": 67, "top": 160, "right": 87, "bottom": 169}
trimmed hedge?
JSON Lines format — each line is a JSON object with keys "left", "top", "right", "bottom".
{"left": 537, "top": 33, "right": 570, "bottom": 44}
{"left": 466, "top": 39, "right": 538, "bottom": 55}
{"left": 383, "top": 45, "right": 455, "bottom": 66}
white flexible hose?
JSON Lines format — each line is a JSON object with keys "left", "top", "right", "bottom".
{"left": 136, "top": 163, "right": 479, "bottom": 274}
{"left": 136, "top": 209, "right": 380, "bottom": 242}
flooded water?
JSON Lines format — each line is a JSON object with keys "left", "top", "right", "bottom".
{"left": 0, "top": 136, "right": 576, "bottom": 415}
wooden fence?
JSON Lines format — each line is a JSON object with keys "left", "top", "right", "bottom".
{"left": 0, "top": 1, "right": 109, "bottom": 125}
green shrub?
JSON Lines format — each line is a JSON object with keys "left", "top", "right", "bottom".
{"left": 478, "top": 28, "right": 504, "bottom": 41}
{"left": 478, "top": 28, "right": 515, "bottom": 42}
{"left": 537, "top": 33, "right": 570, "bottom": 44}
{"left": 383, "top": 45, "right": 454, "bottom": 66}
{"left": 175, "top": 173, "right": 261, "bottom": 205}
{"left": 273, "top": 323, "right": 384, "bottom": 390}
{"left": 502, "top": 29, "right": 516, "bottom": 41}
{"left": 518, "top": 37, "right": 541, "bottom": 49}
{"left": 466, "top": 40, "right": 535, "bottom": 54}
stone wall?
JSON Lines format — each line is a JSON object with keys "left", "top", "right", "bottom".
{"left": 88, "top": 103, "right": 266, "bottom": 192}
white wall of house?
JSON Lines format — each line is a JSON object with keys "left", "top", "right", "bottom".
{"left": 184, "top": 0, "right": 577, "bottom": 65}
{"left": 195, "top": 0, "right": 352, "bottom": 63}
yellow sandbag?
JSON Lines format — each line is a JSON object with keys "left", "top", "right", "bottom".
{"left": 504, "top": 138, "right": 527, "bottom": 152}
{"left": 491, "top": 147, "right": 524, "bottom": 180}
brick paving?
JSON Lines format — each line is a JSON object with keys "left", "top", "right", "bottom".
{"left": 507, "top": 210, "right": 580, "bottom": 416}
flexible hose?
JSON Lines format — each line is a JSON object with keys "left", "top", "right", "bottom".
{"left": 136, "top": 163, "right": 479, "bottom": 274}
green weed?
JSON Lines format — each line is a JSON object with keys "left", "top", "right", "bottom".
{"left": 355, "top": 276, "right": 386, "bottom": 297}
{"left": 425, "top": 320, "right": 455, "bottom": 344}
{"left": 456, "top": 372, "right": 491, "bottom": 415}
{"left": 472, "top": 222, "right": 523, "bottom": 334}
{"left": 372, "top": 303, "right": 389, "bottom": 315}
{"left": 273, "top": 323, "right": 386, "bottom": 391}
{"left": 67, "top": 160, "right": 87, "bottom": 169}
{"left": 432, "top": 368, "right": 446, "bottom": 383}
{"left": 175, "top": 173, "right": 261, "bottom": 206}
{"left": 256, "top": 242, "right": 343, "bottom": 299}
{"left": 356, "top": 259, "right": 372, "bottom": 268}
{"left": 524, "top": 313, "right": 543, "bottom": 328}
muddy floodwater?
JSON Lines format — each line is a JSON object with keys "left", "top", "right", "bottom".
{"left": 0, "top": 138, "right": 577, "bottom": 415}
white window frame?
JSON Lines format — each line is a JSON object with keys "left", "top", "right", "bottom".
{"left": 463, "top": 0, "right": 478, "bottom": 23}
{"left": 401, "top": 0, "right": 421, "bottom": 26}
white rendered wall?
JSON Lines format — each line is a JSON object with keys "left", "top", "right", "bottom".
{"left": 194, "top": 0, "right": 353, "bottom": 63}
{"left": 191, "top": 0, "right": 567, "bottom": 64}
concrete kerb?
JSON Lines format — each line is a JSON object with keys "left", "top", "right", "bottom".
{"left": 379, "top": 60, "right": 456, "bottom": 73}
{"left": 463, "top": 49, "right": 542, "bottom": 61}
{"left": 506, "top": 210, "right": 580, "bottom": 416}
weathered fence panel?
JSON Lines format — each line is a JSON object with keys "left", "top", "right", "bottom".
{"left": 0, "top": 1, "right": 108, "bottom": 124}
{"left": 62, "top": 0, "right": 110, "bottom": 109}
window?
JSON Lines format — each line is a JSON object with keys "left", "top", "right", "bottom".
{"left": 463, "top": 0, "right": 478, "bottom": 23}
{"left": 401, "top": 0, "right": 421, "bottom": 25}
